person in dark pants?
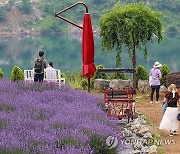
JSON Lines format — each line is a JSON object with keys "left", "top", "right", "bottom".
{"left": 34, "top": 51, "right": 47, "bottom": 82}
{"left": 149, "top": 61, "right": 162, "bottom": 104}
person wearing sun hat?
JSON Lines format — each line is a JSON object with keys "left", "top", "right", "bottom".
{"left": 149, "top": 61, "right": 162, "bottom": 104}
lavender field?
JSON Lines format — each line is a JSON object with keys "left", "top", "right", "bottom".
{"left": 0, "top": 79, "right": 121, "bottom": 154}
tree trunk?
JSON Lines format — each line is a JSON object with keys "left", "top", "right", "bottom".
{"left": 132, "top": 48, "right": 136, "bottom": 93}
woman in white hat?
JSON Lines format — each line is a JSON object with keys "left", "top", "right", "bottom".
{"left": 159, "top": 84, "right": 180, "bottom": 136}
{"left": 149, "top": 61, "right": 162, "bottom": 104}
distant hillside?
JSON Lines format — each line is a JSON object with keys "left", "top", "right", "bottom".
{"left": 0, "top": 0, "right": 179, "bottom": 36}
{"left": 0, "top": 0, "right": 42, "bottom": 36}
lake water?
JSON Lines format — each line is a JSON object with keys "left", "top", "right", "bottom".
{"left": 0, "top": 33, "right": 180, "bottom": 78}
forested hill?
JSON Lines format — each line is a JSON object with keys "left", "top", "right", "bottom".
{"left": 0, "top": 0, "right": 179, "bottom": 35}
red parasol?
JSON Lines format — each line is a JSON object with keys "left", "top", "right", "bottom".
{"left": 55, "top": 2, "right": 96, "bottom": 92}
{"left": 82, "top": 13, "right": 96, "bottom": 78}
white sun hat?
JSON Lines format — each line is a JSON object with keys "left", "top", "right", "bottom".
{"left": 153, "top": 61, "right": 162, "bottom": 68}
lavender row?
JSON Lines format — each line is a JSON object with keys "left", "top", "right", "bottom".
{"left": 0, "top": 79, "right": 121, "bottom": 154}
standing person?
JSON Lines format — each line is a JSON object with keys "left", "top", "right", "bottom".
{"left": 34, "top": 51, "right": 47, "bottom": 82}
{"left": 159, "top": 84, "right": 180, "bottom": 136}
{"left": 149, "top": 61, "right": 162, "bottom": 104}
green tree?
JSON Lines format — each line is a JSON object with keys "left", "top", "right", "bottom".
{"left": 11, "top": 66, "right": 24, "bottom": 82}
{"left": 21, "top": 0, "right": 32, "bottom": 14}
{"left": 99, "top": 2, "right": 163, "bottom": 90}
{"left": 0, "top": 7, "right": 6, "bottom": 21}
{"left": 0, "top": 68, "right": 4, "bottom": 78}
{"left": 160, "top": 64, "right": 170, "bottom": 87}
{"left": 6, "top": 0, "right": 15, "bottom": 11}
{"left": 136, "top": 65, "right": 148, "bottom": 83}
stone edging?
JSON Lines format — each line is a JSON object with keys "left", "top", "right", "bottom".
{"left": 121, "top": 113, "right": 158, "bottom": 154}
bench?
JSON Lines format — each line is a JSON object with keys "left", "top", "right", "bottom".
{"left": 24, "top": 69, "right": 65, "bottom": 87}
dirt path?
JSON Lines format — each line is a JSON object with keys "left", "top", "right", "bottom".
{"left": 136, "top": 92, "right": 180, "bottom": 154}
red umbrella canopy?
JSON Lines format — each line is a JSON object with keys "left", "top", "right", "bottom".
{"left": 82, "top": 13, "right": 96, "bottom": 78}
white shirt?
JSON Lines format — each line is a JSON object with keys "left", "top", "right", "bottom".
{"left": 45, "top": 67, "right": 56, "bottom": 80}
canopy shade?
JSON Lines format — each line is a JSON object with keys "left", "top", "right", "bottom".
{"left": 82, "top": 13, "right": 96, "bottom": 78}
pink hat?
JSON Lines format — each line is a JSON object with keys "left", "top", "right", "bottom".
{"left": 153, "top": 61, "right": 162, "bottom": 68}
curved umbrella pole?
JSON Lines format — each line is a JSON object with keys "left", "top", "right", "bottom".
{"left": 55, "top": 2, "right": 95, "bottom": 93}
{"left": 55, "top": 2, "right": 88, "bottom": 29}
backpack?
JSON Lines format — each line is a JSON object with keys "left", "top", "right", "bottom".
{"left": 34, "top": 59, "right": 43, "bottom": 73}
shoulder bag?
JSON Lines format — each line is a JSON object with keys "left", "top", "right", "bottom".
{"left": 177, "top": 113, "right": 180, "bottom": 121}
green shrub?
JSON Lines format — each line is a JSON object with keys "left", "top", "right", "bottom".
{"left": 110, "top": 72, "right": 127, "bottom": 80}
{"left": 66, "top": 71, "right": 82, "bottom": 89}
{"left": 160, "top": 64, "right": 170, "bottom": 87}
{"left": 136, "top": 65, "right": 148, "bottom": 83}
{"left": 89, "top": 65, "right": 108, "bottom": 89}
{"left": 61, "top": 72, "right": 66, "bottom": 78}
{"left": 93, "top": 65, "right": 108, "bottom": 79}
{"left": 81, "top": 78, "right": 88, "bottom": 90}
{"left": 11, "top": 66, "right": 24, "bottom": 82}
{"left": 0, "top": 68, "right": 4, "bottom": 78}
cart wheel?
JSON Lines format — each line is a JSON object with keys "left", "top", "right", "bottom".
{"left": 131, "top": 111, "right": 134, "bottom": 121}
{"left": 118, "top": 117, "right": 122, "bottom": 120}
{"left": 125, "top": 109, "right": 130, "bottom": 123}
{"left": 131, "top": 107, "right": 135, "bottom": 120}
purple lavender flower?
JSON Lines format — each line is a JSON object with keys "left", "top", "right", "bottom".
{"left": 0, "top": 79, "right": 122, "bottom": 153}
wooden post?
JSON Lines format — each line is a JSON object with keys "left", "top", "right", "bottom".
{"left": 132, "top": 48, "right": 136, "bottom": 94}
{"left": 88, "top": 78, "right": 90, "bottom": 92}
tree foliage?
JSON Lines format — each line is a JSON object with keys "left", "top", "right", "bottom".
{"left": 100, "top": 2, "right": 163, "bottom": 67}
{"left": 6, "top": 0, "right": 15, "bottom": 11}
{"left": 100, "top": 2, "right": 163, "bottom": 90}
{"left": 93, "top": 64, "right": 108, "bottom": 79}
{"left": 150, "top": 0, "right": 180, "bottom": 32}
{"left": 110, "top": 72, "right": 127, "bottom": 80}
{"left": 11, "top": 66, "right": 24, "bottom": 82}
{"left": 21, "top": 0, "right": 32, "bottom": 14}
{"left": 0, "top": 7, "right": 6, "bottom": 21}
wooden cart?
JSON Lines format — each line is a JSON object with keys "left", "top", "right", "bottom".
{"left": 104, "top": 88, "right": 135, "bottom": 123}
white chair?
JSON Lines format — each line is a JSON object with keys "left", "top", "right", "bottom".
{"left": 24, "top": 70, "right": 34, "bottom": 82}
{"left": 44, "top": 68, "right": 57, "bottom": 82}
{"left": 24, "top": 69, "right": 65, "bottom": 87}
{"left": 60, "top": 77, "right": 66, "bottom": 85}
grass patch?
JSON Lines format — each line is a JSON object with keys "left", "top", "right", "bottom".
{"left": 0, "top": 149, "right": 24, "bottom": 154}
{"left": 143, "top": 115, "right": 165, "bottom": 153}
{"left": 0, "top": 103, "right": 15, "bottom": 112}
{"left": 145, "top": 116, "right": 153, "bottom": 127}
{"left": 158, "top": 146, "right": 165, "bottom": 154}
{"left": 56, "top": 138, "right": 83, "bottom": 149}
{"left": 0, "top": 120, "right": 7, "bottom": 129}
{"left": 90, "top": 135, "right": 116, "bottom": 154}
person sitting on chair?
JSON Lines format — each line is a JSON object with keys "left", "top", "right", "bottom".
{"left": 45, "top": 62, "right": 56, "bottom": 81}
